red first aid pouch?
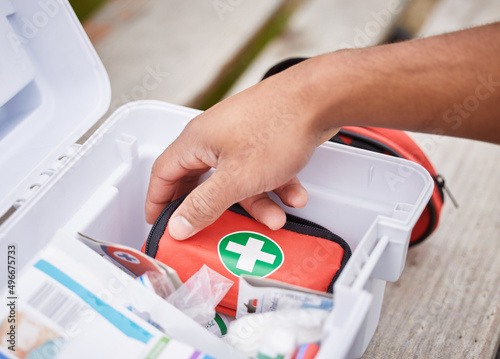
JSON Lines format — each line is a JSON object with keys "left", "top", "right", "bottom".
{"left": 142, "top": 195, "right": 351, "bottom": 316}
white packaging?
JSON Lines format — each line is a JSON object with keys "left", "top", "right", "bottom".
{"left": 0, "top": 1, "right": 434, "bottom": 358}
{"left": 236, "top": 276, "right": 333, "bottom": 318}
{"left": 0, "top": 231, "right": 241, "bottom": 358}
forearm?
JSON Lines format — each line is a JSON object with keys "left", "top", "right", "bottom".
{"left": 146, "top": 23, "right": 500, "bottom": 235}
{"left": 296, "top": 22, "right": 500, "bottom": 144}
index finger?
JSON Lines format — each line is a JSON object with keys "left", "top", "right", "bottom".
{"left": 145, "top": 147, "right": 210, "bottom": 224}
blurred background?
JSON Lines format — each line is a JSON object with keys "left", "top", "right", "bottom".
{"left": 72, "top": 0, "right": 499, "bottom": 115}
{"left": 71, "top": 1, "right": 499, "bottom": 358}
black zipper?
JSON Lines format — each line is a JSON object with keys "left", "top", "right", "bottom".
{"left": 145, "top": 195, "right": 187, "bottom": 258}
{"left": 334, "top": 129, "right": 402, "bottom": 157}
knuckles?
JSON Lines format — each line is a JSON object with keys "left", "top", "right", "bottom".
{"left": 183, "top": 190, "right": 223, "bottom": 225}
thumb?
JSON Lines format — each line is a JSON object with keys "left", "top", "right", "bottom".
{"left": 168, "top": 172, "right": 238, "bottom": 240}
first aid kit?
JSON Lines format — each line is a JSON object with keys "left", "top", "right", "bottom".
{"left": 143, "top": 195, "right": 351, "bottom": 316}
{"left": 0, "top": 1, "right": 434, "bottom": 358}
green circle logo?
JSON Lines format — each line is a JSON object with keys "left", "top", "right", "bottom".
{"left": 218, "top": 231, "right": 284, "bottom": 278}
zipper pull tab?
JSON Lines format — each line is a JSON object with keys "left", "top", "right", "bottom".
{"left": 436, "top": 175, "right": 459, "bottom": 208}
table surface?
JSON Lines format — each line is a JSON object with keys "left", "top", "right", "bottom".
{"left": 84, "top": 0, "right": 500, "bottom": 357}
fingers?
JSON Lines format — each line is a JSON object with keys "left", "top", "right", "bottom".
{"left": 168, "top": 171, "right": 240, "bottom": 240}
{"left": 274, "top": 177, "right": 309, "bottom": 209}
{"left": 145, "top": 145, "right": 210, "bottom": 224}
{"left": 239, "top": 193, "right": 287, "bottom": 230}
{"left": 145, "top": 168, "right": 179, "bottom": 224}
{"left": 172, "top": 170, "right": 210, "bottom": 202}
{"left": 238, "top": 177, "right": 308, "bottom": 230}
{"left": 168, "top": 175, "right": 310, "bottom": 239}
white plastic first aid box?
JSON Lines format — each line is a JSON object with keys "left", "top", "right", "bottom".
{"left": 0, "top": 1, "right": 434, "bottom": 358}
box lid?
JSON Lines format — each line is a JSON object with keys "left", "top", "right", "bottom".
{"left": 0, "top": 0, "right": 110, "bottom": 218}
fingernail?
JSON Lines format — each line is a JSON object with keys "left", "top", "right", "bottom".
{"left": 290, "top": 186, "right": 308, "bottom": 208}
{"left": 168, "top": 216, "right": 194, "bottom": 240}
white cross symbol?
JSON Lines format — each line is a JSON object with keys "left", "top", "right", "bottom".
{"left": 225, "top": 237, "right": 276, "bottom": 272}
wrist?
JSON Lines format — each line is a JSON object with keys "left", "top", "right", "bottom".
{"left": 292, "top": 51, "right": 361, "bottom": 142}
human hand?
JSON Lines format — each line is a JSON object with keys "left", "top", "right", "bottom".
{"left": 145, "top": 59, "right": 336, "bottom": 239}
{"left": 146, "top": 23, "right": 500, "bottom": 240}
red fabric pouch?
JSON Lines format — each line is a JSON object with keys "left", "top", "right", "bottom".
{"left": 142, "top": 195, "right": 351, "bottom": 316}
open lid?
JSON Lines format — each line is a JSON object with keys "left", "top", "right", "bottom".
{"left": 0, "top": 0, "right": 110, "bottom": 217}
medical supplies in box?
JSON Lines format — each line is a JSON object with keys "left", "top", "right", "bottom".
{"left": 0, "top": 1, "right": 433, "bottom": 358}
{"left": 0, "top": 231, "right": 228, "bottom": 359}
